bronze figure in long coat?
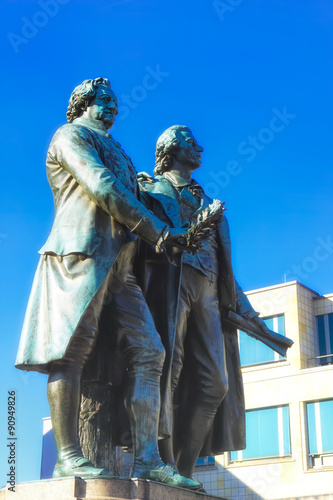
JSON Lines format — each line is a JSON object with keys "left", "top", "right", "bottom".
{"left": 138, "top": 125, "right": 292, "bottom": 480}
{"left": 16, "top": 114, "right": 164, "bottom": 373}
{"left": 15, "top": 82, "right": 202, "bottom": 490}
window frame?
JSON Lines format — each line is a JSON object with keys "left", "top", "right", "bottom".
{"left": 195, "top": 456, "right": 216, "bottom": 469}
{"left": 305, "top": 398, "right": 333, "bottom": 470}
{"left": 229, "top": 404, "right": 292, "bottom": 464}
{"left": 315, "top": 313, "right": 333, "bottom": 366}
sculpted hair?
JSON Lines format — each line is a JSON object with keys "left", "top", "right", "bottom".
{"left": 66, "top": 77, "right": 111, "bottom": 123}
{"left": 154, "top": 125, "right": 190, "bottom": 176}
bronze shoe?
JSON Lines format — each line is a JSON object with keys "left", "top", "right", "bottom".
{"left": 53, "top": 455, "right": 113, "bottom": 479}
{"left": 131, "top": 462, "right": 202, "bottom": 490}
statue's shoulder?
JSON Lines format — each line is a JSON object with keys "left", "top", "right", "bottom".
{"left": 137, "top": 173, "right": 163, "bottom": 189}
{"left": 139, "top": 175, "right": 172, "bottom": 197}
{"left": 50, "top": 123, "right": 96, "bottom": 149}
{"left": 51, "top": 122, "right": 89, "bottom": 138}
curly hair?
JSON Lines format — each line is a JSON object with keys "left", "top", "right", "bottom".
{"left": 66, "top": 77, "right": 112, "bottom": 123}
{"left": 154, "top": 125, "right": 190, "bottom": 176}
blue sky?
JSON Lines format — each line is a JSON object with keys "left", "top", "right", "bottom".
{"left": 0, "top": 0, "right": 332, "bottom": 485}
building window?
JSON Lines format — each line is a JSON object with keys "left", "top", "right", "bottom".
{"left": 306, "top": 399, "right": 333, "bottom": 467}
{"left": 230, "top": 406, "right": 291, "bottom": 462}
{"left": 196, "top": 456, "right": 215, "bottom": 467}
{"left": 316, "top": 313, "right": 333, "bottom": 365}
{"left": 239, "top": 314, "right": 286, "bottom": 367}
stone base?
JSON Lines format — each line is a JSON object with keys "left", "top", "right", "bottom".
{"left": 0, "top": 477, "right": 226, "bottom": 500}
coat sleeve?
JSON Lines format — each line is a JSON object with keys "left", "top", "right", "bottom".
{"left": 218, "top": 216, "right": 259, "bottom": 318}
{"left": 216, "top": 215, "right": 237, "bottom": 311}
{"left": 49, "top": 125, "right": 166, "bottom": 245}
{"left": 234, "top": 279, "right": 260, "bottom": 319}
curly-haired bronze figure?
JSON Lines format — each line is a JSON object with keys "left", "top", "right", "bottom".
{"left": 15, "top": 80, "right": 202, "bottom": 489}
{"left": 138, "top": 125, "right": 293, "bottom": 483}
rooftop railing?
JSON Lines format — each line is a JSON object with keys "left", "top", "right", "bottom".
{"left": 307, "top": 354, "right": 333, "bottom": 367}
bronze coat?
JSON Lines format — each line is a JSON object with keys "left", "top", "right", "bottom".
{"left": 15, "top": 120, "right": 165, "bottom": 373}
{"left": 138, "top": 175, "right": 259, "bottom": 455}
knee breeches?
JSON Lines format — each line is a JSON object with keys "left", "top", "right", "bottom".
{"left": 171, "top": 266, "right": 228, "bottom": 407}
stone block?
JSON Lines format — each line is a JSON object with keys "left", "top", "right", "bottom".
{"left": 0, "top": 477, "right": 225, "bottom": 500}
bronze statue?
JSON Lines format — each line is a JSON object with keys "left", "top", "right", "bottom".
{"left": 138, "top": 125, "right": 293, "bottom": 482}
{"left": 15, "top": 82, "right": 202, "bottom": 489}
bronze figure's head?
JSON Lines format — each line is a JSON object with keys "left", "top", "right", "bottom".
{"left": 154, "top": 125, "right": 204, "bottom": 176}
{"left": 67, "top": 77, "right": 118, "bottom": 130}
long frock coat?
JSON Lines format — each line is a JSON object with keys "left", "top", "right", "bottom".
{"left": 15, "top": 118, "right": 166, "bottom": 375}
{"left": 138, "top": 175, "right": 263, "bottom": 456}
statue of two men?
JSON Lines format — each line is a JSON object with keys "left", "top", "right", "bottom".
{"left": 15, "top": 77, "right": 292, "bottom": 488}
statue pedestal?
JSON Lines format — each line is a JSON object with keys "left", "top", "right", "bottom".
{"left": 0, "top": 477, "right": 225, "bottom": 500}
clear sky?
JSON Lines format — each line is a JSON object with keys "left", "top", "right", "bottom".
{"left": 0, "top": 0, "right": 332, "bottom": 486}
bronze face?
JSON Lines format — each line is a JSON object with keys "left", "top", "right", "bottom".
{"left": 175, "top": 129, "right": 204, "bottom": 171}
{"left": 83, "top": 85, "right": 118, "bottom": 130}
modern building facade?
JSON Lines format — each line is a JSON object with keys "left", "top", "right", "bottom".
{"left": 193, "top": 281, "right": 333, "bottom": 500}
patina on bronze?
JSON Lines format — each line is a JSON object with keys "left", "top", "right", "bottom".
{"left": 15, "top": 82, "right": 202, "bottom": 489}
{"left": 138, "top": 125, "right": 293, "bottom": 481}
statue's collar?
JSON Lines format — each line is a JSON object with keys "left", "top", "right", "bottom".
{"left": 73, "top": 117, "right": 112, "bottom": 138}
{"left": 163, "top": 172, "right": 201, "bottom": 190}
{"left": 163, "top": 171, "right": 193, "bottom": 188}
